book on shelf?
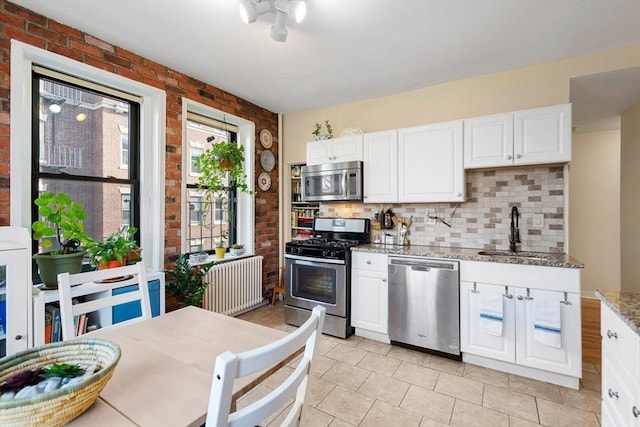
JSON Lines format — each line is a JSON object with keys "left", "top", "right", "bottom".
{"left": 45, "top": 303, "right": 61, "bottom": 342}
{"left": 44, "top": 308, "right": 53, "bottom": 344}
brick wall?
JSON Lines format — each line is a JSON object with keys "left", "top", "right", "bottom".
{"left": 0, "top": 1, "right": 281, "bottom": 295}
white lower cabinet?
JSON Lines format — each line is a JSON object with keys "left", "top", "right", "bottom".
{"left": 351, "top": 252, "right": 389, "bottom": 342}
{"left": 460, "top": 261, "right": 581, "bottom": 388}
{"left": 600, "top": 302, "right": 640, "bottom": 427}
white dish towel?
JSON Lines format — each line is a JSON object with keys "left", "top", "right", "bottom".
{"left": 479, "top": 293, "right": 504, "bottom": 337}
{"left": 533, "top": 298, "right": 562, "bottom": 348}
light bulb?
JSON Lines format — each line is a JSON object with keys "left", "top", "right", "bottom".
{"left": 76, "top": 113, "right": 87, "bottom": 122}
{"left": 292, "top": 1, "right": 306, "bottom": 23}
{"left": 48, "top": 104, "right": 61, "bottom": 114}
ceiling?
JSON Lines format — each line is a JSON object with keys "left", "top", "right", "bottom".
{"left": 9, "top": 0, "right": 640, "bottom": 116}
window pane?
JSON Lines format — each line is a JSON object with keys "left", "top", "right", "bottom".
{"left": 36, "top": 179, "right": 134, "bottom": 252}
{"left": 39, "top": 78, "right": 131, "bottom": 179}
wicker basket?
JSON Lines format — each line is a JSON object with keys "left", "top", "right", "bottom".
{"left": 0, "top": 338, "right": 121, "bottom": 427}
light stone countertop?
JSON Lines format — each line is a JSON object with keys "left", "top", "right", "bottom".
{"left": 596, "top": 290, "right": 640, "bottom": 337}
{"left": 351, "top": 244, "right": 584, "bottom": 269}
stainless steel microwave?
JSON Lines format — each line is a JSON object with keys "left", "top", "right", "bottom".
{"left": 301, "top": 161, "right": 363, "bottom": 202}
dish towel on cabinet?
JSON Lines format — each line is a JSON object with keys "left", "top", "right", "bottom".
{"left": 479, "top": 293, "right": 504, "bottom": 336}
{"left": 533, "top": 298, "right": 562, "bottom": 348}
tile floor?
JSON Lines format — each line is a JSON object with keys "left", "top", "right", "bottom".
{"left": 237, "top": 302, "right": 602, "bottom": 427}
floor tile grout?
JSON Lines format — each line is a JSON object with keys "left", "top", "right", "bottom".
{"left": 239, "top": 302, "right": 601, "bottom": 426}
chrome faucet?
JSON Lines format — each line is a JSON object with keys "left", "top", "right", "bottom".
{"left": 509, "top": 206, "right": 520, "bottom": 252}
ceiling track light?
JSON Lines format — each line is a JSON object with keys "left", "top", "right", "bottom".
{"left": 239, "top": 0, "right": 306, "bottom": 42}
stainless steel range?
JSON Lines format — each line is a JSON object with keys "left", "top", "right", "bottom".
{"left": 284, "top": 217, "right": 370, "bottom": 338}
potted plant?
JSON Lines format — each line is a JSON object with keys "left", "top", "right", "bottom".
{"left": 230, "top": 243, "right": 245, "bottom": 257}
{"left": 31, "top": 192, "right": 93, "bottom": 289}
{"left": 215, "top": 229, "right": 228, "bottom": 259}
{"left": 195, "top": 136, "right": 253, "bottom": 256}
{"left": 312, "top": 119, "right": 333, "bottom": 141}
{"left": 165, "top": 254, "right": 214, "bottom": 308}
{"left": 85, "top": 226, "right": 139, "bottom": 269}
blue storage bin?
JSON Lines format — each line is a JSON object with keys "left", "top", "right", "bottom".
{"left": 112, "top": 279, "right": 161, "bottom": 324}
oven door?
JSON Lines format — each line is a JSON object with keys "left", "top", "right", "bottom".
{"left": 284, "top": 255, "right": 347, "bottom": 317}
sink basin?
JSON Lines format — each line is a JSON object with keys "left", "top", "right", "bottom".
{"left": 477, "top": 250, "right": 554, "bottom": 261}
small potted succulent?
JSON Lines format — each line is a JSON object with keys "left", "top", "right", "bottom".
{"left": 31, "top": 192, "right": 93, "bottom": 289}
{"left": 230, "top": 243, "right": 245, "bottom": 257}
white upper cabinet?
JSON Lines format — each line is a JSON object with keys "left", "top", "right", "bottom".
{"left": 514, "top": 103, "right": 571, "bottom": 165}
{"left": 398, "top": 120, "right": 465, "bottom": 203}
{"left": 464, "top": 112, "right": 514, "bottom": 168}
{"left": 306, "top": 134, "right": 363, "bottom": 165}
{"left": 464, "top": 103, "right": 571, "bottom": 169}
{"left": 363, "top": 130, "right": 398, "bottom": 203}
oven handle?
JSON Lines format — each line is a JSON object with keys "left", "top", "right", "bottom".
{"left": 285, "top": 254, "right": 346, "bottom": 265}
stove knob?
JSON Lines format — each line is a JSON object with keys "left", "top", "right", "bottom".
{"left": 322, "top": 249, "right": 330, "bottom": 257}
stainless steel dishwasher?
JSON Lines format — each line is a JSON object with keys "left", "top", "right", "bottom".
{"left": 388, "top": 257, "right": 460, "bottom": 358}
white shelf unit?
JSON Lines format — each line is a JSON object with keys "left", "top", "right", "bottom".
{"left": 32, "top": 270, "right": 165, "bottom": 346}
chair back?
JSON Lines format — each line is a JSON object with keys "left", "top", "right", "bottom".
{"left": 57, "top": 262, "right": 152, "bottom": 341}
{"left": 206, "top": 305, "right": 326, "bottom": 427}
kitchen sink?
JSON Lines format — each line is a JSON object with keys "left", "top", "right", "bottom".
{"left": 477, "top": 250, "right": 554, "bottom": 261}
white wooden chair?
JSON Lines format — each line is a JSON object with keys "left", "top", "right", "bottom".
{"left": 206, "top": 305, "right": 326, "bottom": 427}
{"left": 57, "top": 262, "right": 152, "bottom": 341}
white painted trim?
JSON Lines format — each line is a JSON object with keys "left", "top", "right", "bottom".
{"left": 355, "top": 328, "right": 391, "bottom": 344}
{"left": 9, "top": 40, "right": 166, "bottom": 271}
{"left": 463, "top": 352, "right": 580, "bottom": 389}
{"left": 181, "top": 98, "right": 256, "bottom": 255}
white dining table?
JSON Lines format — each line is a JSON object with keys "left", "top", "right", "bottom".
{"left": 68, "top": 305, "right": 288, "bottom": 427}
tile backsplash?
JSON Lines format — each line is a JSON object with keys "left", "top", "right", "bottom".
{"left": 319, "top": 165, "right": 566, "bottom": 253}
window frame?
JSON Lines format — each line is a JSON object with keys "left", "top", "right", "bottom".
{"left": 181, "top": 99, "right": 255, "bottom": 256}
{"left": 10, "top": 40, "right": 167, "bottom": 271}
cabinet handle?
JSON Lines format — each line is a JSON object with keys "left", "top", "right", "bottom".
{"left": 607, "top": 330, "right": 618, "bottom": 339}
{"left": 457, "top": 193, "right": 462, "bottom": 197}
{"left": 14, "top": 335, "right": 23, "bottom": 340}
{"left": 382, "top": 278, "right": 387, "bottom": 282}
{"left": 516, "top": 154, "right": 522, "bottom": 159}
{"left": 517, "top": 295, "right": 523, "bottom": 300}
{"left": 633, "top": 406, "right": 639, "bottom": 418}
{"left": 506, "top": 155, "right": 513, "bottom": 160}
{"left": 608, "top": 388, "right": 619, "bottom": 399}
{"left": 366, "top": 260, "right": 371, "bottom": 264}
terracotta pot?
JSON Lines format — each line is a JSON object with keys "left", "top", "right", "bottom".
{"left": 98, "top": 260, "right": 126, "bottom": 269}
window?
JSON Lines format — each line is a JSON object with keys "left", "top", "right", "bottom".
{"left": 11, "top": 41, "right": 166, "bottom": 271}
{"left": 122, "top": 194, "right": 131, "bottom": 226}
{"left": 189, "top": 196, "right": 202, "bottom": 224}
{"left": 185, "top": 115, "right": 235, "bottom": 253}
{"left": 32, "top": 69, "right": 141, "bottom": 252}
{"left": 120, "top": 133, "right": 129, "bottom": 167}
{"left": 190, "top": 146, "right": 203, "bottom": 175}
{"left": 182, "top": 104, "right": 254, "bottom": 256}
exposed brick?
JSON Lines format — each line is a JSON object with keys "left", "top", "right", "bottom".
{"left": 84, "top": 34, "right": 114, "bottom": 52}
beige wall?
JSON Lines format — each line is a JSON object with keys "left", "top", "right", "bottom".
{"left": 280, "top": 44, "right": 640, "bottom": 267}
{"left": 569, "top": 130, "right": 621, "bottom": 296}
{"left": 621, "top": 101, "right": 640, "bottom": 292}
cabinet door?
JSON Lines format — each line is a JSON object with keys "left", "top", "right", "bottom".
{"left": 363, "top": 130, "right": 398, "bottom": 203}
{"left": 514, "top": 288, "right": 580, "bottom": 377}
{"left": 398, "top": 120, "right": 465, "bottom": 202}
{"left": 351, "top": 268, "right": 388, "bottom": 334}
{"left": 463, "top": 112, "right": 514, "bottom": 169}
{"left": 306, "top": 140, "right": 333, "bottom": 165}
{"left": 460, "top": 281, "right": 516, "bottom": 363}
{"left": 514, "top": 103, "right": 571, "bottom": 165}
{"left": 332, "top": 134, "right": 363, "bottom": 163}
{"left": 0, "top": 246, "right": 30, "bottom": 357}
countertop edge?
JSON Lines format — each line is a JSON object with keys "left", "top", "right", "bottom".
{"left": 351, "top": 245, "right": 584, "bottom": 269}
{"left": 596, "top": 290, "right": 640, "bottom": 337}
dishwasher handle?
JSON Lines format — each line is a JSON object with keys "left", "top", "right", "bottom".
{"left": 389, "top": 257, "right": 458, "bottom": 272}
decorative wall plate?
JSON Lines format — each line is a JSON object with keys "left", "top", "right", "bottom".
{"left": 259, "top": 129, "right": 273, "bottom": 148}
{"left": 260, "top": 149, "right": 275, "bottom": 172}
{"left": 258, "top": 172, "right": 271, "bottom": 191}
